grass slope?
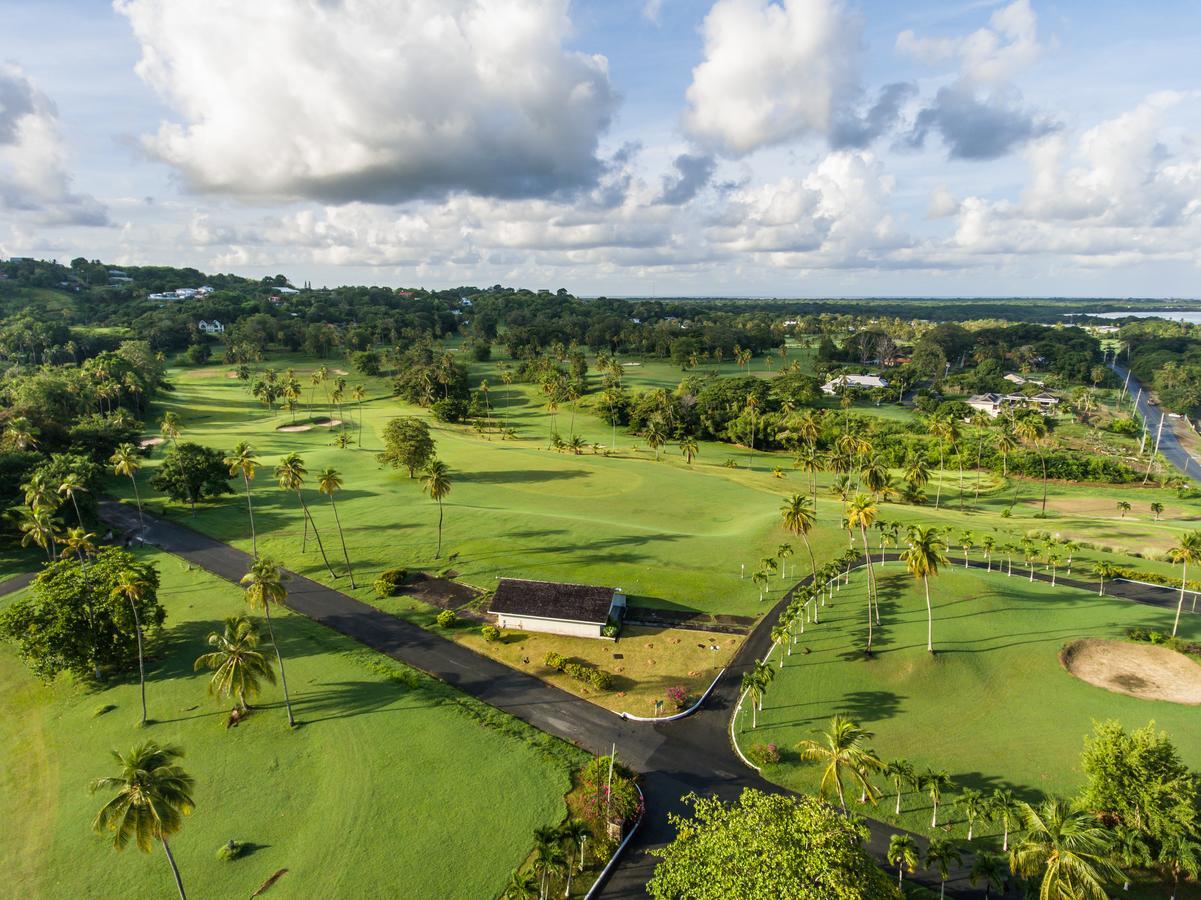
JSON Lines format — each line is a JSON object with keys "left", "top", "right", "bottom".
{"left": 0, "top": 547, "right": 579, "bottom": 899}
{"left": 743, "top": 566, "right": 1201, "bottom": 839}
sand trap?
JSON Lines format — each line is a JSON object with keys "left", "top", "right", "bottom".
{"left": 138, "top": 436, "right": 164, "bottom": 449}
{"left": 276, "top": 418, "right": 342, "bottom": 433}
{"left": 1061, "top": 638, "right": 1201, "bottom": 705}
{"left": 333, "top": 368, "right": 349, "bottom": 375}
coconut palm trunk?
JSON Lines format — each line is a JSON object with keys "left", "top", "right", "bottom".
{"left": 129, "top": 599, "right": 147, "bottom": 725}
{"left": 260, "top": 603, "right": 295, "bottom": 727}
{"left": 1174, "top": 560, "right": 1189, "bottom": 637}
{"left": 240, "top": 471, "right": 257, "bottom": 558}
{"left": 162, "top": 838, "right": 187, "bottom": 900}
{"left": 924, "top": 574, "right": 934, "bottom": 652}
{"left": 435, "top": 497, "right": 444, "bottom": 558}
{"left": 294, "top": 490, "right": 336, "bottom": 578}
{"left": 326, "top": 493, "right": 356, "bottom": 587}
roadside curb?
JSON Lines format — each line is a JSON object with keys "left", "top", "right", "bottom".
{"left": 619, "top": 667, "right": 725, "bottom": 722}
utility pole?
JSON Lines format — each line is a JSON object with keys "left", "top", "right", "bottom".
{"left": 1143, "top": 413, "right": 1165, "bottom": 485}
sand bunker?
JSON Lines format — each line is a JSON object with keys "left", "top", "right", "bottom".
{"left": 138, "top": 436, "right": 165, "bottom": 449}
{"left": 1061, "top": 638, "right": 1201, "bottom": 705}
{"left": 276, "top": 418, "right": 343, "bottom": 433}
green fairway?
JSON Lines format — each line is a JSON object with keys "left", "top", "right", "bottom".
{"left": 0, "top": 547, "right": 579, "bottom": 899}
{"left": 740, "top": 566, "right": 1201, "bottom": 840}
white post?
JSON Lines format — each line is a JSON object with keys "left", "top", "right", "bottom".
{"left": 1119, "top": 368, "right": 1131, "bottom": 408}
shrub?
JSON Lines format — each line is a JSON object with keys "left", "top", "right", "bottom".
{"left": 481, "top": 624, "right": 502, "bottom": 642}
{"left": 666, "top": 685, "right": 688, "bottom": 710}
{"left": 435, "top": 610, "right": 457, "bottom": 628}
{"left": 601, "top": 623, "right": 619, "bottom": 639}
{"left": 373, "top": 568, "right": 409, "bottom": 598}
{"left": 746, "top": 742, "right": 781, "bottom": 767}
{"left": 431, "top": 398, "right": 469, "bottom": 423}
{"left": 216, "top": 840, "right": 247, "bottom": 862}
{"left": 544, "top": 651, "right": 567, "bottom": 670}
{"left": 563, "top": 661, "right": 613, "bottom": 690}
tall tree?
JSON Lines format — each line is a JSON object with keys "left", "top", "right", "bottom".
{"left": 780, "top": 493, "right": 818, "bottom": 580}
{"left": 888, "top": 834, "right": 920, "bottom": 890}
{"left": 351, "top": 384, "right": 367, "bottom": 447}
{"left": 110, "top": 443, "right": 146, "bottom": 532}
{"left": 846, "top": 493, "right": 880, "bottom": 649}
{"left": 1009, "top": 798, "right": 1122, "bottom": 900}
{"left": 421, "top": 459, "right": 453, "bottom": 559}
{"left": 90, "top": 741, "right": 195, "bottom": 900}
{"left": 240, "top": 558, "right": 295, "bottom": 727}
{"left": 224, "top": 441, "right": 259, "bottom": 558}
{"left": 317, "top": 467, "right": 356, "bottom": 587}
{"left": 274, "top": 452, "right": 336, "bottom": 578}
{"left": 111, "top": 569, "right": 152, "bottom": 726}
{"left": 901, "top": 525, "right": 949, "bottom": 653}
{"left": 924, "top": 838, "right": 963, "bottom": 900}
{"left": 795, "top": 715, "right": 884, "bottom": 813}
{"left": 1167, "top": 531, "right": 1201, "bottom": 636}
{"left": 193, "top": 615, "right": 276, "bottom": 712}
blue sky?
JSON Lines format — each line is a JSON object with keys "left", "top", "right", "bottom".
{"left": 2, "top": 0, "right": 1200, "bottom": 297}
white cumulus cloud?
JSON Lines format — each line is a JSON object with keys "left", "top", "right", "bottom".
{"left": 116, "top": 0, "right": 617, "bottom": 203}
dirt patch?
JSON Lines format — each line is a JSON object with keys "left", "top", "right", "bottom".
{"left": 333, "top": 368, "right": 349, "bottom": 375}
{"left": 1061, "top": 637, "right": 1201, "bottom": 705}
{"left": 138, "top": 436, "right": 165, "bottom": 449}
{"left": 398, "top": 573, "right": 483, "bottom": 618}
{"left": 275, "top": 417, "right": 343, "bottom": 433}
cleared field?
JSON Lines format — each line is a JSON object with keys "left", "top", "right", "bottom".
{"left": 0, "top": 547, "right": 579, "bottom": 899}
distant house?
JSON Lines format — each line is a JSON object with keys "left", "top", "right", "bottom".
{"left": 967, "top": 392, "right": 1060, "bottom": 417}
{"left": 821, "top": 373, "right": 889, "bottom": 395}
{"left": 488, "top": 578, "right": 625, "bottom": 639}
{"left": 1003, "top": 373, "right": 1045, "bottom": 387}
{"left": 198, "top": 319, "right": 224, "bottom": 335}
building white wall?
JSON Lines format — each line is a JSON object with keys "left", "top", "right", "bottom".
{"left": 495, "top": 614, "right": 602, "bottom": 639}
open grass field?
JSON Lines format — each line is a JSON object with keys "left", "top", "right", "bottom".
{"left": 739, "top": 566, "right": 1201, "bottom": 843}
{"left": 0, "top": 547, "right": 580, "bottom": 899}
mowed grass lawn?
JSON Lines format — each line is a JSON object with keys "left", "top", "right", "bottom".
{"left": 0, "top": 547, "right": 579, "bottom": 899}
{"left": 743, "top": 566, "right": 1201, "bottom": 839}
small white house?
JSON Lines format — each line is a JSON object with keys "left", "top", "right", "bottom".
{"left": 821, "top": 373, "right": 889, "bottom": 395}
{"left": 198, "top": 319, "right": 224, "bottom": 335}
{"left": 967, "top": 392, "right": 1060, "bottom": 417}
{"left": 488, "top": 578, "right": 625, "bottom": 639}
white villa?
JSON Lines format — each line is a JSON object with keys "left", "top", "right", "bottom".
{"left": 148, "top": 286, "right": 215, "bottom": 301}
{"left": 198, "top": 319, "right": 225, "bottom": 335}
{"left": 821, "top": 373, "right": 889, "bottom": 395}
{"left": 968, "top": 392, "right": 1060, "bottom": 417}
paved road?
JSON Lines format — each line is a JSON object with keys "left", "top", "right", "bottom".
{"left": 0, "top": 572, "right": 35, "bottom": 597}
{"left": 100, "top": 501, "right": 1196, "bottom": 898}
{"left": 1110, "top": 362, "right": 1201, "bottom": 479}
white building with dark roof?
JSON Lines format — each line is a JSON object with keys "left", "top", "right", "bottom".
{"left": 488, "top": 578, "right": 625, "bottom": 639}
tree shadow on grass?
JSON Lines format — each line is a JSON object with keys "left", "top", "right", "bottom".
{"left": 457, "top": 468, "right": 592, "bottom": 484}
{"left": 289, "top": 679, "right": 431, "bottom": 724}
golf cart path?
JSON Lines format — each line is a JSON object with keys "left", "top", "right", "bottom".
{"left": 100, "top": 502, "right": 1194, "bottom": 898}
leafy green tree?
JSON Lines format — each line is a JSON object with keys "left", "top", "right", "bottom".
{"left": 924, "top": 838, "right": 962, "bottom": 900}
{"left": 193, "top": 615, "right": 276, "bottom": 712}
{"left": 888, "top": 833, "right": 920, "bottom": 889}
{"left": 90, "top": 741, "right": 195, "bottom": 900}
{"left": 1009, "top": 798, "right": 1123, "bottom": 900}
{"left": 378, "top": 416, "right": 435, "bottom": 477}
{"left": 240, "top": 558, "right": 295, "bottom": 727}
{"left": 796, "top": 715, "right": 884, "bottom": 812}
{"left": 0, "top": 548, "right": 162, "bottom": 681}
{"left": 648, "top": 789, "right": 900, "bottom": 899}
{"left": 421, "top": 459, "right": 453, "bottom": 559}
{"left": 317, "top": 467, "right": 356, "bottom": 587}
{"left": 149, "top": 442, "right": 231, "bottom": 514}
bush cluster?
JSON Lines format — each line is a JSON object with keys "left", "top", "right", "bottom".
{"left": 481, "top": 624, "right": 502, "bottom": 642}
{"left": 435, "top": 609, "right": 457, "bottom": 628}
{"left": 666, "top": 685, "right": 688, "bottom": 710}
{"left": 373, "top": 568, "right": 409, "bottom": 598}
{"left": 746, "top": 743, "right": 781, "bottom": 767}
{"left": 544, "top": 652, "right": 613, "bottom": 690}
{"left": 1127, "top": 627, "right": 1201, "bottom": 656}
{"left": 216, "top": 840, "right": 247, "bottom": 862}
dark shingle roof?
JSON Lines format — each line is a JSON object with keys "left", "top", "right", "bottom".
{"left": 488, "top": 578, "right": 615, "bottom": 624}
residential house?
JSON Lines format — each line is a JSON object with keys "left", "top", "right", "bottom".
{"left": 488, "top": 578, "right": 625, "bottom": 639}
{"left": 821, "top": 373, "right": 889, "bottom": 395}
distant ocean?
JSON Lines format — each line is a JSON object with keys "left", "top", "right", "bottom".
{"left": 1093, "top": 310, "right": 1201, "bottom": 324}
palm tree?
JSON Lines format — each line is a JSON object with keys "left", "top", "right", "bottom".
{"left": 58, "top": 473, "right": 89, "bottom": 530}
{"left": 752, "top": 659, "right": 775, "bottom": 711}
{"left": 1117, "top": 500, "right": 1132, "bottom": 518}
{"left": 1151, "top": 501, "right": 1165, "bottom": 521}
{"left": 751, "top": 568, "right": 769, "bottom": 602}
{"left": 533, "top": 824, "right": 566, "bottom": 900}
{"left": 159, "top": 411, "right": 193, "bottom": 511}
{"left": 645, "top": 418, "right": 667, "bottom": 461}
{"left": 846, "top": 493, "right": 880, "bottom": 649}
{"left": 926, "top": 414, "right": 957, "bottom": 509}
{"left": 902, "top": 525, "right": 949, "bottom": 653}
{"left": 795, "top": 715, "right": 884, "bottom": 812}
{"left": 1168, "top": 531, "right": 1201, "bottom": 636}
{"left": 970, "top": 851, "right": 1008, "bottom": 899}
{"left": 560, "top": 818, "right": 590, "bottom": 875}
{"left": 317, "top": 467, "right": 356, "bottom": 587}
{"left": 989, "top": 788, "right": 1021, "bottom": 852}
{"left": 740, "top": 671, "right": 762, "bottom": 728}
{"left": 995, "top": 426, "right": 1017, "bottom": 478}
{"left": 981, "top": 534, "right": 996, "bottom": 572}
{"left": 925, "top": 838, "right": 962, "bottom": 900}
{"left": 112, "top": 570, "right": 152, "bottom": 726}
{"left": 1009, "top": 798, "right": 1122, "bottom": 900}
{"left": 680, "top": 435, "right": 699, "bottom": 466}
{"left": 20, "top": 504, "right": 63, "bottom": 561}
{"left": 110, "top": 443, "right": 145, "bottom": 532}
{"left": 903, "top": 452, "right": 931, "bottom": 497}
{"left": 886, "top": 758, "right": 917, "bottom": 815}
{"left": 503, "top": 869, "right": 538, "bottom": 900}
{"left": 1111, "top": 824, "right": 1151, "bottom": 893}
{"left": 770, "top": 625, "right": 790, "bottom": 664}
{"left": 90, "top": 741, "right": 195, "bottom": 900}
{"left": 958, "top": 787, "right": 989, "bottom": 840}
{"left": 224, "top": 442, "right": 259, "bottom": 558}
{"left": 1091, "top": 560, "right": 1119, "bottom": 597}
{"left": 193, "top": 615, "right": 276, "bottom": 712}
{"left": 351, "top": 384, "right": 367, "bottom": 447}
{"left": 888, "top": 833, "right": 920, "bottom": 889}
{"left": 776, "top": 542, "right": 794, "bottom": 580}
{"left": 960, "top": 530, "right": 975, "bottom": 567}
{"left": 1157, "top": 831, "right": 1201, "bottom": 900}
{"left": 274, "top": 452, "right": 336, "bottom": 578}
{"left": 921, "top": 769, "right": 954, "bottom": 829}
{"left": 1013, "top": 413, "right": 1051, "bottom": 514}
{"left": 240, "top": 558, "right": 296, "bottom": 727}
{"left": 780, "top": 494, "right": 818, "bottom": 579}
{"left": 422, "top": 459, "right": 452, "bottom": 559}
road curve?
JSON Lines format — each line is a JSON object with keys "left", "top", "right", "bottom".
{"left": 99, "top": 501, "right": 1195, "bottom": 898}
{"left": 1110, "top": 362, "right": 1201, "bottom": 479}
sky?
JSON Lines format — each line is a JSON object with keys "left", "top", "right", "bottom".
{"left": 1, "top": 0, "right": 1200, "bottom": 297}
